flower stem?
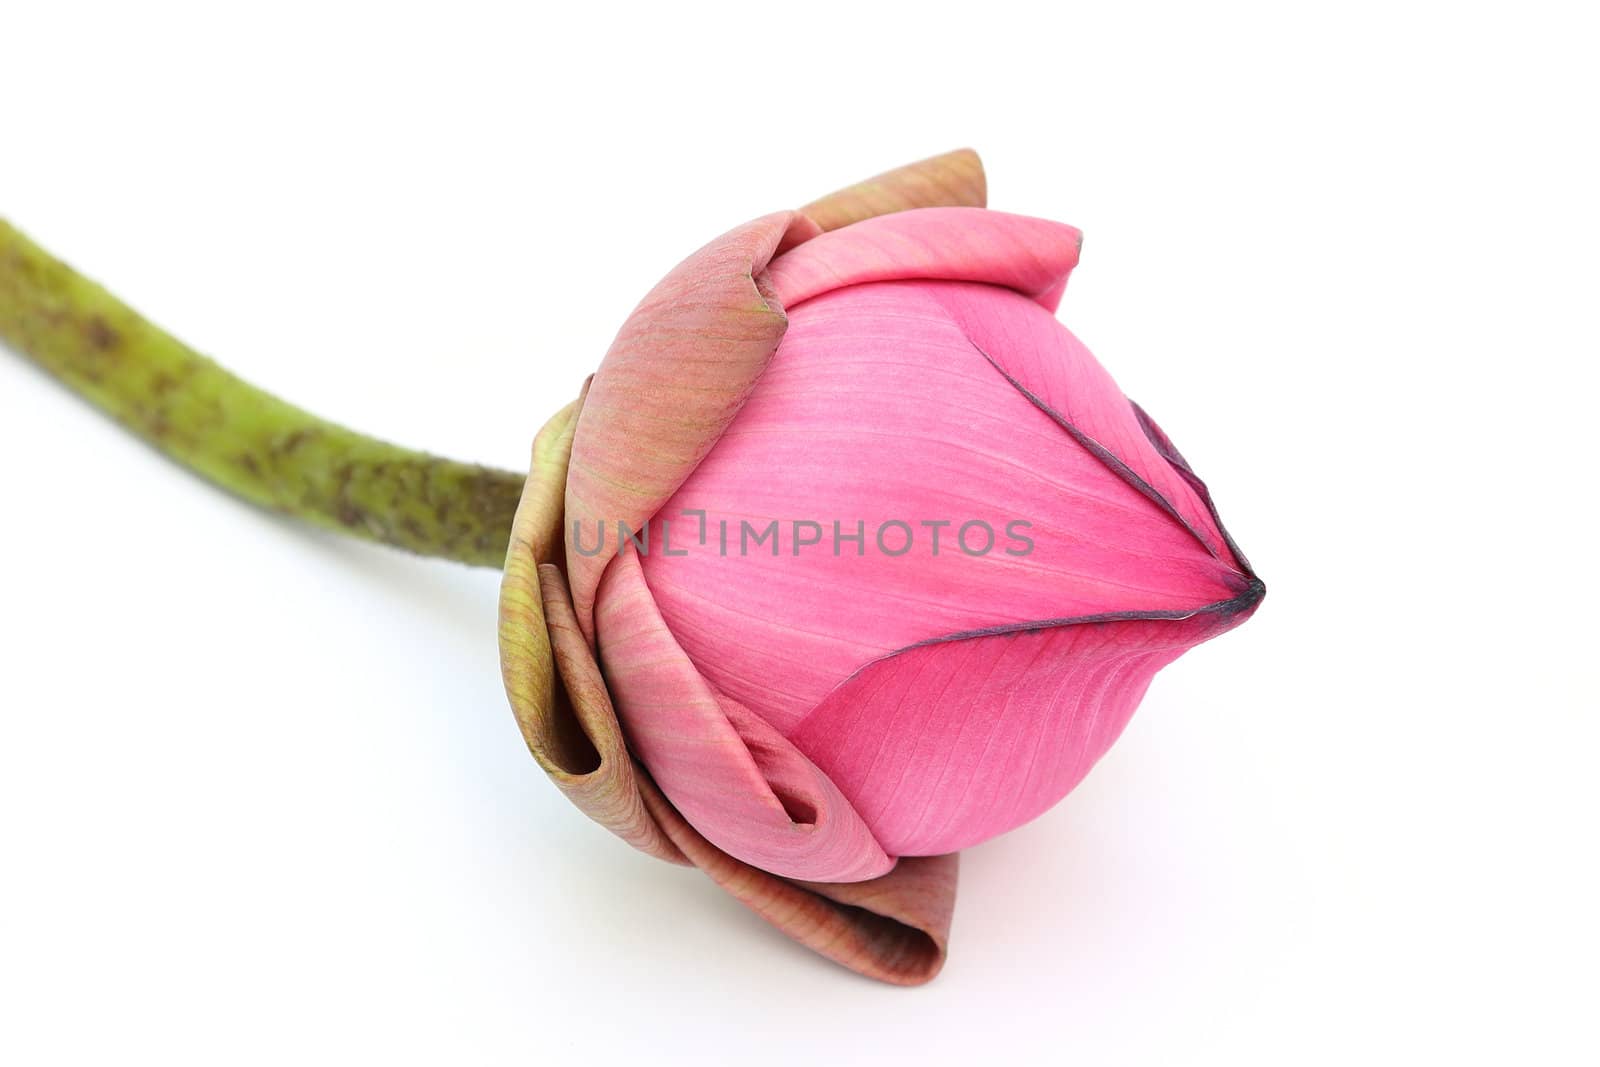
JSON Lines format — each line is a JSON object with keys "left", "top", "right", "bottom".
{"left": 0, "top": 219, "right": 525, "bottom": 568}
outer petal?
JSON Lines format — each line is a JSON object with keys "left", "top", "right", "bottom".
{"left": 499, "top": 392, "right": 960, "bottom": 983}
{"left": 564, "top": 161, "right": 1004, "bottom": 640}
{"left": 596, "top": 547, "right": 892, "bottom": 882}
{"left": 510, "top": 152, "right": 1030, "bottom": 984}
{"left": 767, "top": 207, "right": 1083, "bottom": 313}
{"left": 564, "top": 211, "right": 817, "bottom": 640}
{"left": 498, "top": 392, "right": 684, "bottom": 861}
{"left": 639, "top": 778, "right": 957, "bottom": 986}
{"left": 802, "top": 148, "right": 987, "bottom": 232}
{"left": 789, "top": 595, "right": 1262, "bottom": 857}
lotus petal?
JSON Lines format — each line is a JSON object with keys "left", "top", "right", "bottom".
{"left": 499, "top": 393, "right": 684, "bottom": 861}
{"left": 499, "top": 388, "right": 961, "bottom": 981}
{"left": 767, "top": 207, "right": 1083, "bottom": 312}
{"left": 564, "top": 212, "right": 816, "bottom": 641}
{"left": 641, "top": 279, "right": 1248, "bottom": 734}
{"left": 802, "top": 148, "right": 987, "bottom": 232}
{"left": 596, "top": 547, "right": 892, "bottom": 882}
{"left": 789, "top": 593, "right": 1261, "bottom": 856}
{"left": 637, "top": 777, "right": 957, "bottom": 986}
{"left": 925, "top": 282, "right": 1240, "bottom": 567}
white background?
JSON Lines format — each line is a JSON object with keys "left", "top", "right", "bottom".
{"left": 2, "top": 2, "right": 1595, "bottom": 1063}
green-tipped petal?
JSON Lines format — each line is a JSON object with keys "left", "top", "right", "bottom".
{"left": 802, "top": 148, "right": 987, "bottom": 232}
{"left": 499, "top": 392, "right": 684, "bottom": 861}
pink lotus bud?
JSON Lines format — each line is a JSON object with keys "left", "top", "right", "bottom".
{"left": 566, "top": 204, "right": 1261, "bottom": 882}
{"left": 499, "top": 150, "right": 1261, "bottom": 983}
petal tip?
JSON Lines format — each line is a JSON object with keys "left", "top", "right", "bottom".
{"left": 802, "top": 148, "right": 990, "bottom": 232}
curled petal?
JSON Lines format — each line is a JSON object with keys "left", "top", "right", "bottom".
{"left": 538, "top": 565, "right": 686, "bottom": 860}
{"left": 498, "top": 395, "right": 683, "bottom": 861}
{"left": 802, "top": 148, "right": 987, "bottom": 232}
{"left": 597, "top": 548, "right": 892, "bottom": 882}
{"left": 509, "top": 392, "right": 583, "bottom": 568}
{"left": 499, "top": 396, "right": 960, "bottom": 983}
{"left": 639, "top": 778, "right": 957, "bottom": 986}
{"left": 564, "top": 212, "right": 817, "bottom": 640}
{"left": 497, "top": 399, "right": 580, "bottom": 765}
{"left": 767, "top": 207, "right": 1083, "bottom": 312}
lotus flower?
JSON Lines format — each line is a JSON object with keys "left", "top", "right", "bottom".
{"left": 498, "top": 150, "right": 1262, "bottom": 984}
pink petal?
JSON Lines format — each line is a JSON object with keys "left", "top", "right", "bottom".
{"left": 564, "top": 211, "right": 816, "bottom": 641}
{"left": 1131, "top": 400, "right": 1257, "bottom": 575}
{"left": 925, "top": 283, "right": 1241, "bottom": 568}
{"left": 788, "top": 600, "right": 1260, "bottom": 857}
{"left": 640, "top": 279, "right": 1248, "bottom": 734}
{"left": 500, "top": 393, "right": 958, "bottom": 980}
{"left": 595, "top": 547, "right": 892, "bottom": 882}
{"left": 767, "top": 207, "right": 1082, "bottom": 313}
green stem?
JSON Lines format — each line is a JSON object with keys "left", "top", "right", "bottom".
{"left": 0, "top": 219, "right": 525, "bottom": 568}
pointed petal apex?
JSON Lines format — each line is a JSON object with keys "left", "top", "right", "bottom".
{"left": 791, "top": 609, "right": 1248, "bottom": 856}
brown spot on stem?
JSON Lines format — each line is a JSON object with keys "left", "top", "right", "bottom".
{"left": 280, "top": 429, "right": 313, "bottom": 454}
{"left": 84, "top": 315, "right": 120, "bottom": 352}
